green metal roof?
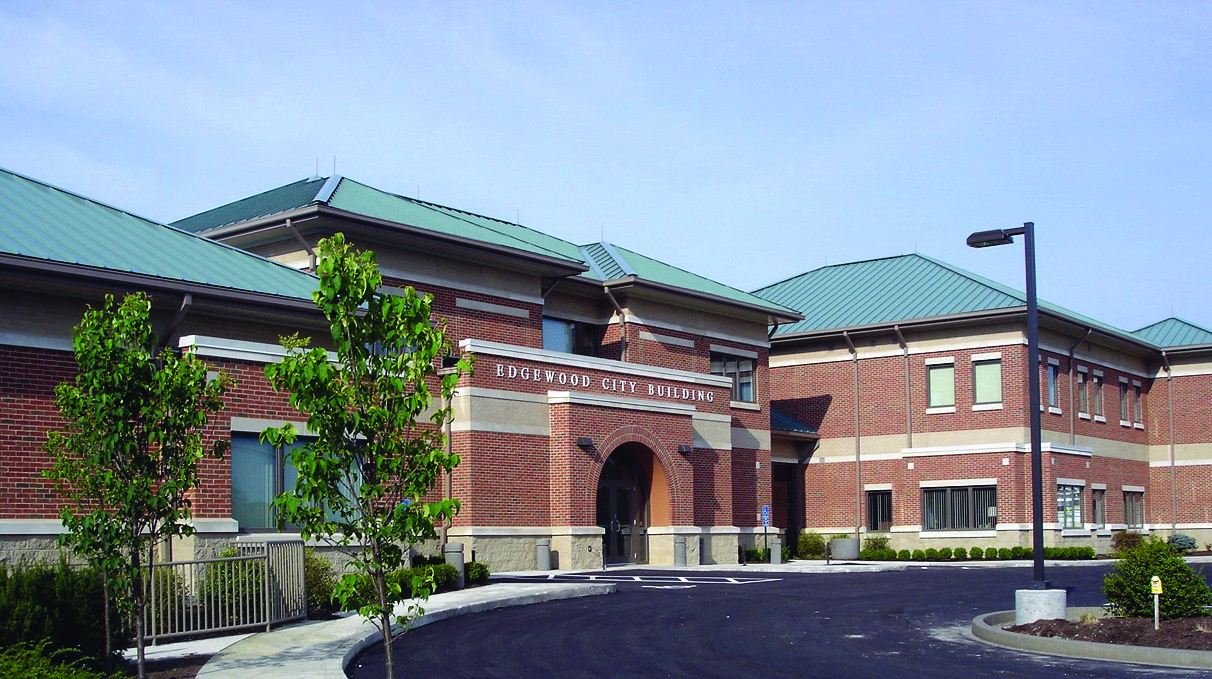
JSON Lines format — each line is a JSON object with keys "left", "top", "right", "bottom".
{"left": 0, "top": 167, "right": 318, "bottom": 301}
{"left": 1133, "top": 318, "right": 1212, "bottom": 348}
{"left": 173, "top": 177, "right": 327, "bottom": 234}
{"left": 175, "top": 175, "right": 797, "bottom": 319}
{"left": 580, "top": 241, "right": 800, "bottom": 316}
{"left": 771, "top": 407, "right": 818, "bottom": 435}
{"left": 755, "top": 253, "right": 1129, "bottom": 339}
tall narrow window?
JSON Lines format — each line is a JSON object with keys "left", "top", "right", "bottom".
{"left": 1133, "top": 384, "right": 1143, "bottom": 425}
{"left": 866, "top": 490, "right": 893, "bottom": 531}
{"left": 711, "top": 352, "right": 755, "bottom": 403}
{"left": 973, "top": 359, "right": 1002, "bottom": 405}
{"left": 1092, "top": 374, "right": 1104, "bottom": 417}
{"left": 927, "top": 363, "right": 955, "bottom": 408}
{"left": 1077, "top": 371, "right": 1089, "bottom": 414}
{"left": 1046, "top": 362, "right": 1061, "bottom": 408}
{"left": 1119, "top": 380, "right": 1130, "bottom": 423}
{"left": 1091, "top": 489, "right": 1106, "bottom": 529}
{"left": 1057, "top": 485, "right": 1083, "bottom": 529}
{"left": 1124, "top": 491, "right": 1144, "bottom": 529}
{"left": 231, "top": 433, "right": 313, "bottom": 531}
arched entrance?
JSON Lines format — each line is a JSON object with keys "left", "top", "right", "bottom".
{"left": 596, "top": 443, "right": 669, "bottom": 565}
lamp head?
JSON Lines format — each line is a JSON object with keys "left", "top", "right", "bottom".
{"left": 967, "top": 229, "right": 1015, "bottom": 248}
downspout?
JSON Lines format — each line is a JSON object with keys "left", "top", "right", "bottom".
{"left": 603, "top": 286, "right": 628, "bottom": 362}
{"left": 1163, "top": 350, "right": 1177, "bottom": 532}
{"left": 1066, "top": 328, "right": 1092, "bottom": 445}
{"left": 843, "top": 331, "right": 861, "bottom": 545}
{"left": 895, "top": 325, "right": 911, "bottom": 449}
{"left": 284, "top": 218, "right": 317, "bottom": 271}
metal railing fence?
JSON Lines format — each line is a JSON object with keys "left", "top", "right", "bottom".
{"left": 144, "top": 539, "right": 305, "bottom": 643}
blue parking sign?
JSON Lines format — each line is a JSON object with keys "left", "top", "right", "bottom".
{"left": 761, "top": 504, "right": 770, "bottom": 526}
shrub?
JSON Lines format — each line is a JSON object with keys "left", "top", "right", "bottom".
{"left": 939, "top": 547, "right": 953, "bottom": 560}
{"left": 897, "top": 549, "right": 911, "bottom": 561}
{"left": 467, "top": 561, "right": 490, "bottom": 584}
{"left": 199, "top": 548, "right": 263, "bottom": 626}
{"left": 1104, "top": 537, "right": 1212, "bottom": 620}
{"left": 1168, "top": 533, "right": 1198, "bottom": 553}
{"left": 0, "top": 560, "right": 129, "bottom": 670}
{"left": 911, "top": 549, "right": 926, "bottom": 561}
{"left": 953, "top": 547, "right": 967, "bottom": 560}
{"left": 0, "top": 642, "right": 125, "bottom": 679}
{"left": 344, "top": 564, "right": 459, "bottom": 611}
{"left": 923, "top": 548, "right": 939, "bottom": 561}
{"left": 745, "top": 547, "right": 770, "bottom": 563}
{"left": 969, "top": 547, "right": 983, "bottom": 560}
{"left": 798, "top": 532, "right": 826, "bottom": 559}
{"left": 1111, "top": 530, "right": 1144, "bottom": 554}
{"left": 862, "top": 535, "right": 891, "bottom": 552}
{"left": 997, "top": 548, "right": 1011, "bottom": 560}
{"left": 304, "top": 549, "right": 337, "bottom": 618}
{"left": 1010, "top": 546, "right": 1026, "bottom": 560}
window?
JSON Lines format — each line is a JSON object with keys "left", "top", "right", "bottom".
{"left": 1124, "top": 491, "right": 1144, "bottom": 529}
{"left": 1046, "top": 362, "right": 1061, "bottom": 408}
{"left": 1077, "top": 370, "right": 1089, "bottom": 415}
{"left": 711, "top": 352, "right": 755, "bottom": 402}
{"left": 543, "top": 317, "right": 601, "bottom": 356}
{"left": 922, "top": 485, "right": 996, "bottom": 530}
{"left": 1133, "top": 384, "right": 1143, "bottom": 425}
{"left": 1057, "top": 485, "right": 1083, "bottom": 529}
{"left": 973, "top": 359, "right": 1002, "bottom": 405}
{"left": 1091, "top": 489, "right": 1106, "bottom": 530}
{"left": 1119, "top": 380, "right": 1130, "bottom": 423}
{"left": 927, "top": 363, "right": 955, "bottom": 408}
{"left": 1092, "top": 373, "right": 1104, "bottom": 417}
{"left": 866, "top": 490, "right": 893, "bottom": 531}
{"left": 231, "top": 433, "right": 310, "bottom": 531}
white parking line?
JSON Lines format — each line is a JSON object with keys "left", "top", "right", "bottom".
{"left": 504, "top": 574, "right": 781, "bottom": 585}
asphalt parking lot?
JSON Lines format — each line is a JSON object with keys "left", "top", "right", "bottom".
{"left": 349, "top": 563, "right": 1210, "bottom": 679}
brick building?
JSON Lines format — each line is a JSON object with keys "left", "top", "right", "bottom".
{"left": 756, "top": 254, "right": 1212, "bottom": 553}
{"left": 0, "top": 168, "right": 800, "bottom": 571}
{"left": 4, "top": 167, "right": 1209, "bottom": 570}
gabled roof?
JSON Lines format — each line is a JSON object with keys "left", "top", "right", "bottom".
{"left": 0, "top": 167, "right": 318, "bottom": 303}
{"left": 580, "top": 241, "right": 800, "bottom": 319}
{"left": 754, "top": 253, "right": 1128, "bottom": 340}
{"left": 1133, "top": 318, "right": 1212, "bottom": 348}
{"left": 175, "top": 175, "right": 798, "bottom": 322}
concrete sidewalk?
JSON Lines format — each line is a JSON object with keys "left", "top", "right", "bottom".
{"left": 194, "top": 581, "right": 615, "bottom": 679}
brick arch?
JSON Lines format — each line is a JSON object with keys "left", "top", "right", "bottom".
{"left": 594, "top": 424, "right": 682, "bottom": 526}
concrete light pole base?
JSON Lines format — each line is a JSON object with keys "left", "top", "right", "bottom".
{"left": 1014, "top": 588, "right": 1068, "bottom": 625}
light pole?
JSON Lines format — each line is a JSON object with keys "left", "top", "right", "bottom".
{"left": 967, "top": 222, "right": 1049, "bottom": 590}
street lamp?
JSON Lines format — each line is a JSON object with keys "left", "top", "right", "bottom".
{"left": 967, "top": 222, "right": 1049, "bottom": 590}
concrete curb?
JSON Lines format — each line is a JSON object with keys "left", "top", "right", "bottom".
{"left": 972, "top": 607, "right": 1212, "bottom": 670}
{"left": 198, "top": 582, "right": 615, "bottom": 679}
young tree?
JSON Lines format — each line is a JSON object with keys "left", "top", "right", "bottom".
{"left": 262, "top": 233, "right": 471, "bottom": 678}
{"left": 44, "top": 292, "right": 231, "bottom": 679}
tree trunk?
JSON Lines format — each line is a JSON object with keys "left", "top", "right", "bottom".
{"left": 378, "top": 570, "right": 394, "bottom": 678}
{"left": 103, "top": 567, "right": 113, "bottom": 672}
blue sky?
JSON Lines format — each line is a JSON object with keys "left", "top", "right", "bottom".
{"left": 2, "top": 1, "right": 1210, "bottom": 333}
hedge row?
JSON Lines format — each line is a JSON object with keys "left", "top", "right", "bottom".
{"left": 858, "top": 546, "right": 1097, "bottom": 561}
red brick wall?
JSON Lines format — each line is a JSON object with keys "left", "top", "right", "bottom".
{"left": 0, "top": 347, "right": 76, "bottom": 518}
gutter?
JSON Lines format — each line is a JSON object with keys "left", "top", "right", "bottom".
{"left": 1162, "top": 350, "right": 1177, "bottom": 532}
{"left": 843, "top": 330, "right": 861, "bottom": 546}
{"left": 603, "top": 286, "right": 628, "bottom": 362}
{"left": 895, "top": 325, "right": 911, "bottom": 449}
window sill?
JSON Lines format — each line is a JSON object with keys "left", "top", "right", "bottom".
{"left": 1120, "top": 420, "right": 1132, "bottom": 428}
{"left": 1093, "top": 529, "right": 1113, "bottom": 537}
{"left": 1048, "top": 407, "right": 1062, "bottom": 415}
{"left": 1078, "top": 412, "right": 1090, "bottom": 420}
{"left": 972, "top": 403, "right": 1002, "bottom": 411}
{"left": 1134, "top": 423, "right": 1144, "bottom": 430}
{"left": 1060, "top": 529, "right": 1091, "bottom": 538}
{"left": 926, "top": 406, "right": 956, "bottom": 415}
{"left": 729, "top": 401, "right": 760, "bottom": 411}
{"left": 1094, "top": 415, "right": 1107, "bottom": 423}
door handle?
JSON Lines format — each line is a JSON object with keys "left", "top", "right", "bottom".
{"left": 610, "top": 519, "right": 621, "bottom": 532}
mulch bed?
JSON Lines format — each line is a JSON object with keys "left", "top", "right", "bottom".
{"left": 1009, "top": 616, "right": 1212, "bottom": 651}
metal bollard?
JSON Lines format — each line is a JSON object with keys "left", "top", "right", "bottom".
{"left": 536, "top": 538, "right": 551, "bottom": 571}
{"left": 771, "top": 537, "right": 782, "bottom": 565}
{"left": 444, "top": 542, "right": 465, "bottom": 590}
{"left": 674, "top": 535, "right": 687, "bottom": 566}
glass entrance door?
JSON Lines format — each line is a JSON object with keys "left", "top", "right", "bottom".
{"left": 596, "top": 452, "right": 648, "bottom": 564}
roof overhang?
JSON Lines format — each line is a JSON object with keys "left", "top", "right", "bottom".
{"left": 198, "top": 205, "right": 590, "bottom": 281}
{"left": 597, "top": 275, "right": 803, "bottom": 326}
